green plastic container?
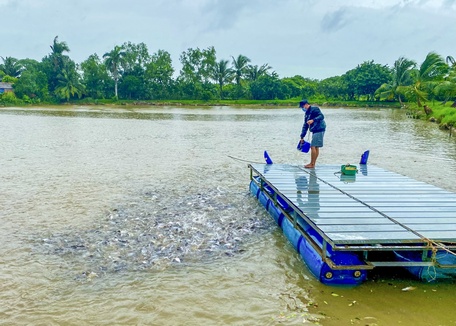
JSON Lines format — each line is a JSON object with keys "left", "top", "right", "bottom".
{"left": 341, "top": 164, "right": 358, "bottom": 175}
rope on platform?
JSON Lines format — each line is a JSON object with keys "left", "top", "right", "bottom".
{"left": 227, "top": 155, "right": 265, "bottom": 164}
{"left": 299, "top": 167, "right": 456, "bottom": 259}
{"left": 425, "top": 265, "right": 437, "bottom": 282}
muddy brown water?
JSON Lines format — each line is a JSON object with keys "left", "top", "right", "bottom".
{"left": 1, "top": 106, "right": 455, "bottom": 325}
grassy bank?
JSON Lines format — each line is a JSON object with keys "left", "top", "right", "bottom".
{"left": 71, "top": 97, "right": 401, "bottom": 109}
{"left": 0, "top": 94, "right": 400, "bottom": 109}
{"left": 406, "top": 101, "right": 456, "bottom": 132}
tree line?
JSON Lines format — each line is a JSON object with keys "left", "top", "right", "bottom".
{"left": 1, "top": 36, "right": 455, "bottom": 107}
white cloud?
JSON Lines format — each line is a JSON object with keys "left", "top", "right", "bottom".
{"left": 1, "top": 0, "right": 455, "bottom": 79}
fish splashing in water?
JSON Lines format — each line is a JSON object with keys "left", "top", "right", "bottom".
{"left": 34, "top": 185, "right": 274, "bottom": 281}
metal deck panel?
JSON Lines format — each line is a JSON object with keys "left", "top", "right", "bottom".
{"left": 250, "top": 163, "right": 456, "bottom": 246}
{"left": 316, "top": 218, "right": 456, "bottom": 225}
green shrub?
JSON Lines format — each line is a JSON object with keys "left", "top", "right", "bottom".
{"left": 0, "top": 92, "right": 21, "bottom": 105}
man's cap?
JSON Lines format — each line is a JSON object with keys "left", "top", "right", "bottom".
{"left": 299, "top": 99, "right": 309, "bottom": 107}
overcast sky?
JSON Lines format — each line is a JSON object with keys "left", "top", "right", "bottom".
{"left": 1, "top": 0, "right": 455, "bottom": 80}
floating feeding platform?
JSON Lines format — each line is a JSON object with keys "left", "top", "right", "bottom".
{"left": 248, "top": 163, "right": 456, "bottom": 286}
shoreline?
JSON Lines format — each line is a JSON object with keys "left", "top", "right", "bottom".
{"left": 1, "top": 99, "right": 401, "bottom": 109}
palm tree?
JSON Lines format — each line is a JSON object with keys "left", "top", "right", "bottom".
{"left": 212, "top": 59, "right": 234, "bottom": 99}
{"left": 245, "top": 63, "right": 272, "bottom": 81}
{"left": 103, "top": 45, "right": 126, "bottom": 98}
{"left": 376, "top": 56, "right": 416, "bottom": 106}
{"left": 54, "top": 64, "right": 85, "bottom": 101}
{"left": 0, "top": 56, "right": 24, "bottom": 78}
{"left": 50, "top": 35, "right": 70, "bottom": 56}
{"left": 403, "top": 52, "right": 447, "bottom": 107}
{"left": 231, "top": 54, "right": 250, "bottom": 87}
{"left": 50, "top": 36, "right": 70, "bottom": 70}
{"left": 435, "top": 69, "right": 456, "bottom": 107}
{"left": 43, "top": 36, "right": 72, "bottom": 94}
{"left": 442, "top": 55, "right": 456, "bottom": 107}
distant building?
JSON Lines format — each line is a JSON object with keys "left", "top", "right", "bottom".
{"left": 0, "top": 82, "right": 13, "bottom": 94}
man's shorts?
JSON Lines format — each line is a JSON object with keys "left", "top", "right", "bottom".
{"left": 311, "top": 131, "right": 324, "bottom": 147}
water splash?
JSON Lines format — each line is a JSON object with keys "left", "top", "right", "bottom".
{"left": 34, "top": 184, "right": 274, "bottom": 281}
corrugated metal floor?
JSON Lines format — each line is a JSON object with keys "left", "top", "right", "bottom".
{"left": 249, "top": 163, "right": 456, "bottom": 246}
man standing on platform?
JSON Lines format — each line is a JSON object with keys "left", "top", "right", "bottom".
{"left": 299, "top": 99, "right": 326, "bottom": 168}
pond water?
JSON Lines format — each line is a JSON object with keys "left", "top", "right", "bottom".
{"left": 0, "top": 105, "right": 455, "bottom": 325}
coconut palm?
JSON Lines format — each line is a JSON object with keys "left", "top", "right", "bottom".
{"left": 50, "top": 36, "right": 70, "bottom": 70}
{"left": 441, "top": 55, "right": 456, "bottom": 106}
{"left": 231, "top": 54, "right": 251, "bottom": 87}
{"left": 50, "top": 36, "right": 70, "bottom": 56}
{"left": 211, "top": 59, "right": 234, "bottom": 99}
{"left": 0, "top": 56, "right": 24, "bottom": 78}
{"left": 103, "top": 45, "right": 127, "bottom": 98}
{"left": 376, "top": 56, "right": 416, "bottom": 106}
{"left": 435, "top": 69, "right": 456, "bottom": 107}
{"left": 40, "top": 36, "right": 73, "bottom": 95}
{"left": 403, "top": 52, "right": 447, "bottom": 107}
{"left": 55, "top": 64, "right": 85, "bottom": 101}
{"left": 245, "top": 63, "right": 272, "bottom": 81}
